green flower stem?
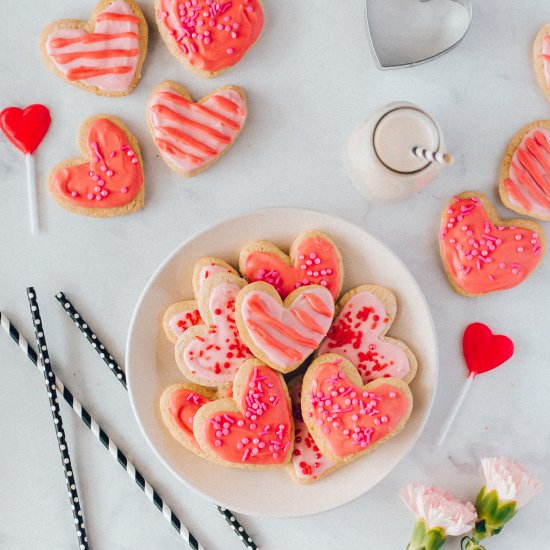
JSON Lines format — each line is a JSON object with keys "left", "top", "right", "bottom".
{"left": 461, "top": 536, "right": 485, "bottom": 550}
{"left": 407, "top": 518, "right": 446, "bottom": 550}
{"left": 473, "top": 487, "right": 517, "bottom": 541}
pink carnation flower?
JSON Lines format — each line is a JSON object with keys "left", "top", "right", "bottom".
{"left": 401, "top": 484, "right": 477, "bottom": 537}
{"left": 480, "top": 457, "right": 542, "bottom": 508}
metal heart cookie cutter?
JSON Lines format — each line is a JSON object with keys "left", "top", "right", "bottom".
{"left": 365, "top": 0, "right": 473, "bottom": 69}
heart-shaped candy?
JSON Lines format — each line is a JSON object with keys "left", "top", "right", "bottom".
{"left": 176, "top": 273, "right": 253, "bottom": 386}
{"left": 533, "top": 24, "right": 550, "bottom": 104}
{"left": 236, "top": 282, "right": 335, "bottom": 374}
{"left": 302, "top": 354, "right": 413, "bottom": 462}
{"left": 147, "top": 82, "right": 247, "bottom": 177}
{"left": 317, "top": 285, "right": 417, "bottom": 384}
{"left": 155, "top": 0, "right": 264, "bottom": 78}
{"left": 49, "top": 115, "right": 144, "bottom": 217}
{"left": 0, "top": 104, "right": 51, "bottom": 155}
{"left": 365, "top": 0, "right": 472, "bottom": 69}
{"left": 499, "top": 121, "right": 550, "bottom": 221}
{"left": 41, "top": 0, "right": 147, "bottom": 96}
{"left": 439, "top": 192, "right": 545, "bottom": 296}
{"left": 193, "top": 359, "right": 293, "bottom": 468}
{"left": 463, "top": 323, "right": 514, "bottom": 377}
{"left": 240, "top": 231, "right": 344, "bottom": 300}
{"left": 160, "top": 383, "right": 215, "bottom": 456}
{"left": 287, "top": 376, "right": 338, "bottom": 483}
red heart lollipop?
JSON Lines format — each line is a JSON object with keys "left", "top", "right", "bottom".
{"left": 462, "top": 322, "right": 514, "bottom": 376}
{"left": 0, "top": 104, "right": 51, "bottom": 154}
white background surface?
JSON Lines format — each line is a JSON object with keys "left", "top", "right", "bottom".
{"left": 0, "top": 1, "right": 549, "bottom": 549}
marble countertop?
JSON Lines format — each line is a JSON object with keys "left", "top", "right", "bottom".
{"left": 1, "top": 0, "right": 549, "bottom": 548}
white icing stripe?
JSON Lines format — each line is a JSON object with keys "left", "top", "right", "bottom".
{"left": 46, "top": 1, "right": 140, "bottom": 93}
{"left": 149, "top": 88, "right": 247, "bottom": 172}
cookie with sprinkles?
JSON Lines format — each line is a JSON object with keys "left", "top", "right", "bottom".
{"left": 317, "top": 285, "right": 417, "bottom": 385}
{"left": 193, "top": 358, "right": 294, "bottom": 468}
{"left": 287, "top": 376, "right": 340, "bottom": 483}
{"left": 302, "top": 354, "right": 413, "bottom": 464}
{"left": 192, "top": 256, "right": 237, "bottom": 296}
{"left": 48, "top": 114, "right": 144, "bottom": 217}
{"left": 239, "top": 230, "right": 344, "bottom": 301}
{"left": 175, "top": 272, "right": 253, "bottom": 387}
{"left": 40, "top": 0, "right": 148, "bottom": 96}
{"left": 235, "top": 281, "right": 335, "bottom": 374}
{"left": 155, "top": 0, "right": 264, "bottom": 78}
{"left": 160, "top": 383, "right": 216, "bottom": 457}
{"left": 499, "top": 120, "right": 550, "bottom": 221}
{"left": 439, "top": 192, "right": 545, "bottom": 297}
{"left": 162, "top": 257, "right": 236, "bottom": 344}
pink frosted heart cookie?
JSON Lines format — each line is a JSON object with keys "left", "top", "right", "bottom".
{"left": 175, "top": 273, "right": 253, "bottom": 387}
{"left": 439, "top": 192, "right": 545, "bottom": 297}
{"left": 147, "top": 81, "right": 247, "bottom": 177}
{"left": 236, "top": 282, "right": 335, "bottom": 374}
{"left": 193, "top": 359, "right": 293, "bottom": 468}
{"left": 317, "top": 285, "right": 417, "bottom": 384}
{"left": 41, "top": 0, "right": 147, "bottom": 96}
{"left": 287, "top": 376, "right": 338, "bottom": 483}
{"left": 155, "top": 0, "right": 264, "bottom": 78}
{"left": 534, "top": 25, "right": 550, "bottom": 103}
{"left": 499, "top": 121, "right": 550, "bottom": 221}
{"left": 240, "top": 231, "right": 344, "bottom": 300}
{"left": 48, "top": 114, "right": 144, "bottom": 217}
{"left": 160, "top": 383, "right": 215, "bottom": 457}
{"left": 302, "top": 354, "right": 413, "bottom": 463}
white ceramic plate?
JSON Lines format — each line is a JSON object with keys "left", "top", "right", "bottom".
{"left": 126, "top": 208, "right": 438, "bottom": 517}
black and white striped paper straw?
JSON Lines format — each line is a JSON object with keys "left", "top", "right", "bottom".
{"left": 55, "top": 292, "right": 126, "bottom": 388}
{"left": 0, "top": 312, "right": 205, "bottom": 550}
{"left": 26, "top": 288, "right": 89, "bottom": 550}
{"left": 55, "top": 292, "right": 259, "bottom": 550}
{"left": 412, "top": 146, "right": 453, "bottom": 165}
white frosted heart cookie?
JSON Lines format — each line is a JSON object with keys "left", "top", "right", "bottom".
{"left": 317, "top": 285, "right": 417, "bottom": 384}
{"left": 235, "top": 281, "right": 335, "bottom": 374}
{"left": 175, "top": 273, "right": 253, "bottom": 387}
{"left": 40, "top": 0, "right": 148, "bottom": 96}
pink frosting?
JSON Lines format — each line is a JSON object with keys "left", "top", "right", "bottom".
{"left": 198, "top": 263, "right": 233, "bottom": 287}
{"left": 240, "top": 287, "right": 335, "bottom": 368}
{"left": 543, "top": 34, "right": 550, "bottom": 89}
{"left": 182, "top": 282, "right": 252, "bottom": 383}
{"left": 290, "top": 382, "right": 335, "bottom": 480}
{"left": 307, "top": 360, "right": 410, "bottom": 458}
{"left": 317, "top": 290, "right": 411, "bottom": 383}
{"left": 168, "top": 307, "right": 202, "bottom": 340}
{"left": 202, "top": 364, "right": 293, "bottom": 465}
{"left": 46, "top": 1, "right": 141, "bottom": 93}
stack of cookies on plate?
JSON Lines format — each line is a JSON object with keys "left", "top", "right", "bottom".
{"left": 160, "top": 230, "right": 417, "bottom": 483}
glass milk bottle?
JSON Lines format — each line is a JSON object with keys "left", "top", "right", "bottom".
{"left": 345, "top": 102, "right": 446, "bottom": 202}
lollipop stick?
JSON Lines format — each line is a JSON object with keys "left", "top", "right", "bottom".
{"left": 25, "top": 153, "right": 39, "bottom": 233}
{"left": 437, "top": 373, "right": 474, "bottom": 447}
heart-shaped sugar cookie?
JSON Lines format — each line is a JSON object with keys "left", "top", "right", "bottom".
{"left": 175, "top": 273, "right": 253, "bottom": 387}
{"left": 240, "top": 231, "right": 344, "bottom": 300}
{"left": 317, "top": 285, "right": 417, "bottom": 384}
{"left": 439, "top": 192, "right": 545, "bottom": 296}
{"left": 236, "top": 282, "right": 335, "bottom": 374}
{"left": 533, "top": 24, "right": 550, "bottom": 104}
{"left": 302, "top": 354, "right": 413, "bottom": 462}
{"left": 499, "top": 121, "right": 550, "bottom": 221}
{"left": 287, "top": 376, "right": 339, "bottom": 483}
{"left": 155, "top": 0, "right": 264, "bottom": 78}
{"left": 193, "top": 359, "right": 293, "bottom": 468}
{"left": 41, "top": 0, "right": 147, "bottom": 96}
{"left": 49, "top": 115, "right": 144, "bottom": 217}
{"left": 147, "top": 82, "right": 247, "bottom": 177}
{"left": 160, "top": 383, "right": 215, "bottom": 457}
{"left": 192, "top": 256, "right": 237, "bottom": 296}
